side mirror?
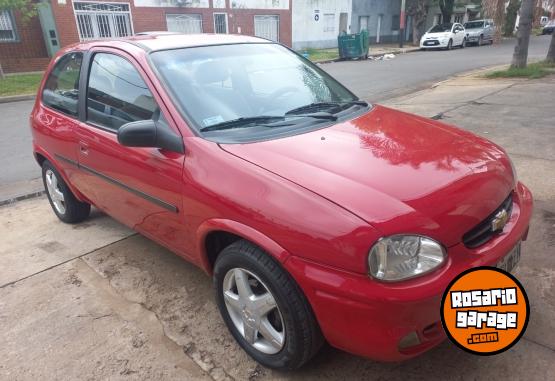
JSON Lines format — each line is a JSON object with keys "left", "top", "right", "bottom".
{"left": 117, "top": 119, "right": 184, "bottom": 154}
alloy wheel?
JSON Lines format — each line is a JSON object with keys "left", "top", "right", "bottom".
{"left": 222, "top": 268, "right": 285, "bottom": 354}
{"left": 45, "top": 169, "right": 66, "bottom": 214}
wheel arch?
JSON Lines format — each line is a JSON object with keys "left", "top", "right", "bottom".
{"left": 197, "top": 219, "right": 292, "bottom": 275}
{"left": 33, "top": 146, "right": 89, "bottom": 203}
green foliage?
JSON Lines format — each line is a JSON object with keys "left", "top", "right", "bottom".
{"left": 504, "top": 0, "right": 521, "bottom": 36}
{"left": 0, "top": 73, "right": 42, "bottom": 97}
{"left": 486, "top": 61, "right": 555, "bottom": 79}
{"left": 0, "top": 0, "right": 37, "bottom": 22}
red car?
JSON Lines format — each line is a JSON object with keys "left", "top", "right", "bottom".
{"left": 30, "top": 34, "right": 533, "bottom": 369}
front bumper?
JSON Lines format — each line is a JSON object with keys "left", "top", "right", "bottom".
{"left": 284, "top": 181, "right": 533, "bottom": 361}
{"left": 420, "top": 39, "right": 449, "bottom": 48}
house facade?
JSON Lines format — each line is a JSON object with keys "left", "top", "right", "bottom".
{"left": 1, "top": 0, "right": 292, "bottom": 73}
{"left": 351, "top": 0, "right": 412, "bottom": 44}
{"left": 291, "top": 0, "right": 352, "bottom": 50}
{"left": 424, "top": 2, "right": 482, "bottom": 31}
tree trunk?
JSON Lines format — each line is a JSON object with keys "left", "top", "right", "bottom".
{"left": 0, "top": 63, "right": 4, "bottom": 80}
{"left": 511, "top": 0, "right": 535, "bottom": 68}
{"left": 412, "top": 21, "right": 420, "bottom": 45}
{"left": 503, "top": 0, "right": 521, "bottom": 37}
{"left": 547, "top": 31, "right": 555, "bottom": 63}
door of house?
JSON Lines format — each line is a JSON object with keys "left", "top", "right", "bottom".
{"left": 214, "top": 13, "right": 228, "bottom": 34}
{"left": 376, "top": 14, "right": 383, "bottom": 43}
{"left": 254, "top": 15, "right": 279, "bottom": 42}
{"left": 339, "top": 12, "right": 348, "bottom": 34}
{"left": 166, "top": 14, "right": 203, "bottom": 34}
{"left": 359, "top": 16, "right": 369, "bottom": 32}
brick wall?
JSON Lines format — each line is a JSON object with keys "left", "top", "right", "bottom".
{"left": 0, "top": 10, "right": 50, "bottom": 73}
{"left": 50, "top": 0, "right": 292, "bottom": 47}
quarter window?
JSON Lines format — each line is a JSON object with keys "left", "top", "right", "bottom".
{"left": 42, "top": 52, "right": 83, "bottom": 117}
{"left": 86, "top": 53, "right": 157, "bottom": 131}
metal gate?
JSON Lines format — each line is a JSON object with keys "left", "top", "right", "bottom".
{"left": 73, "top": 2, "right": 133, "bottom": 41}
{"left": 166, "top": 14, "right": 203, "bottom": 34}
{"left": 214, "top": 13, "right": 228, "bottom": 34}
{"left": 254, "top": 15, "right": 279, "bottom": 42}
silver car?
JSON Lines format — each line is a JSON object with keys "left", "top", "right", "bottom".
{"left": 463, "top": 19, "right": 495, "bottom": 46}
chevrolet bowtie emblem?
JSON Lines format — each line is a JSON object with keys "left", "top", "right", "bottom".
{"left": 491, "top": 209, "right": 509, "bottom": 232}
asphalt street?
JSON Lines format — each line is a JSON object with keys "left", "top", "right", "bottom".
{"left": 0, "top": 35, "right": 551, "bottom": 196}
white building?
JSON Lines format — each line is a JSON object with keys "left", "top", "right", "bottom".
{"left": 292, "top": 0, "right": 352, "bottom": 50}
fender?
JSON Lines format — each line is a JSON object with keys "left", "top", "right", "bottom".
{"left": 32, "top": 144, "right": 90, "bottom": 204}
{"left": 196, "top": 218, "right": 291, "bottom": 274}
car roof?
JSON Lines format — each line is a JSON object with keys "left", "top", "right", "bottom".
{"left": 83, "top": 33, "right": 272, "bottom": 52}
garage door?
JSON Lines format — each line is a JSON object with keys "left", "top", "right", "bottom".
{"left": 254, "top": 15, "right": 279, "bottom": 42}
{"left": 166, "top": 14, "right": 203, "bottom": 34}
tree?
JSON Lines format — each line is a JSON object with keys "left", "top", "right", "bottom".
{"left": 511, "top": 0, "right": 535, "bottom": 68}
{"left": 406, "top": 0, "right": 430, "bottom": 45}
{"left": 504, "top": 0, "right": 521, "bottom": 37}
{"left": 547, "top": 31, "right": 555, "bottom": 63}
{"left": 437, "top": 0, "right": 455, "bottom": 23}
{"left": 0, "top": 0, "right": 38, "bottom": 78}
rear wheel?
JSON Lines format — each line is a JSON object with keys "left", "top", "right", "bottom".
{"left": 214, "top": 240, "right": 323, "bottom": 370}
{"left": 42, "top": 160, "right": 90, "bottom": 223}
{"left": 461, "top": 38, "right": 466, "bottom": 48}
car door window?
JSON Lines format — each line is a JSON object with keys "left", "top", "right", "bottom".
{"left": 87, "top": 53, "right": 157, "bottom": 131}
{"left": 42, "top": 52, "right": 83, "bottom": 117}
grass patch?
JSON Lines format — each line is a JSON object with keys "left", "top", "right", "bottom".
{"left": 485, "top": 61, "right": 555, "bottom": 79}
{"left": 0, "top": 73, "right": 43, "bottom": 97}
{"left": 300, "top": 48, "right": 339, "bottom": 62}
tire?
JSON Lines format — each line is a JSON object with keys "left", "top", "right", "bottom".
{"left": 214, "top": 240, "right": 323, "bottom": 370}
{"left": 461, "top": 38, "right": 466, "bottom": 48}
{"left": 42, "top": 160, "right": 90, "bottom": 223}
{"left": 447, "top": 39, "right": 453, "bottom": 50}
{"left": 478, "top": 35, "right": 484, "bottom": 46}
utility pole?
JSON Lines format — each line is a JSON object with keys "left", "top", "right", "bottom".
{"left": 400, "top": 0, "right": 406, "bottom": 48}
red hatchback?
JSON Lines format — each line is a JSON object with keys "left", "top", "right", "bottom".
{"left": 31, "top": 34, "right": 533, "bottom": 369}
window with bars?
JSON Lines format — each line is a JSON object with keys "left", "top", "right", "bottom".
{"left": 0, "top": 10, "right": 17, "bottom": 42}
{"left": 214, "top": 13, "right": 228, "bottom": 34}
{"left": 166, "top": 14, "right": 203, "bottom": 34}
{"left": 73, "top": 2, "right": 133, "bottom": 41}
{"left": 254, "top": 15, "right": 279, "bottom": 42}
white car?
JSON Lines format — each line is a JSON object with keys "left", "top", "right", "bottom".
{"left": 420, "top": 23, "right": 466, "bottom": 50}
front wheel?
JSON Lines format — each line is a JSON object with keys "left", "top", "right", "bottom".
{"left": 214, "top": 240, "right": 323, "bottom": 370}
{"left": 461, "top": 38, "right": 466, "bottom": 48}
{"left": 42, "top": 160, "right": 90, "bottom": 223}
{"left": 447, "top": 39, "right": 453, "bottom": 50}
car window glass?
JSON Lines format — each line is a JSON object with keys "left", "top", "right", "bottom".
{"left": 42, "top": 52, "right": 83, "bottom": 117}
{"left": 87, "top": 53, "right": 157, "bottom": 131}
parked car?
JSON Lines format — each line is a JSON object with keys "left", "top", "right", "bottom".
{"left": 463, "top": 19, "right": 495, "bottom": 46}
{"left": 542, "top": 20, "right": 555, "bottom": 35}
{"left": 420, "top": 23, "right": 466, "bottom": 50}
{"left": 31, "top": 34, "right": 533, "bottom": 369}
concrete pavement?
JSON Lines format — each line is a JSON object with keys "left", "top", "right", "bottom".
{"left": 0, "top": 36, "right": 551, "bottom": 204}
{"left": 1, "top": 71, "right": 554, "bottom": 380}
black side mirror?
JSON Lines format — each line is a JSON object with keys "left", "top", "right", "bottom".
{"left": 117, "top": 119, "right": 184, "bottom": 154}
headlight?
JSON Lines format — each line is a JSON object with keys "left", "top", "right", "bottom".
{"left": 368, "top": 235, "right": 446, "bottom": 281}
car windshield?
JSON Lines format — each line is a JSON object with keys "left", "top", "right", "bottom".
{"left": 150, "top": 43, "right": 364, "bottom": 142}
{"left": 464, "top": 21, "right": 484, "bottom": 29}
{"left": 429, "top": 23, "right": 453, "bottom": 33}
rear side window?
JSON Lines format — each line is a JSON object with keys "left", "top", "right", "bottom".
{"left": 86, "top": 53, "right": 157, "bottom": 131}
{"left": 42, "top": 52, "right": 83, "bottom": 117}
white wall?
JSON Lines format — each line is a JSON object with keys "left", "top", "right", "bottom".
{"left": 134, "top": 0, "right": 209, "bottom": 7}
{"left": 292, "top": 0, "right": 352, "bottom": 50}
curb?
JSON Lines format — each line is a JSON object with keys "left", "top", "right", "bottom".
{"left": 0, "top": 190, "right": 45, "bottom": 207}
{"left": 0, "top": 94, "right": 36, "bottom": 104}
{"left": 315, "top": 47, "right": 420, "bottom": 64}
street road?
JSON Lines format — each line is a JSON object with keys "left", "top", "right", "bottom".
{"left": 0, "top": 35, "right": 551, "bottom": 196}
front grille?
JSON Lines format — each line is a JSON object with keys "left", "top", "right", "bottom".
{"left": 462, "top": 193, "right": 513, "bottom": 248}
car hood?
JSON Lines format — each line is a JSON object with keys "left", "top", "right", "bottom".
{"left": 466, "top": 28, "right": 482, "bottom": 34}
{"left": 219, "top": 105, "right": 514, "bottom": 247}
{"left": 424, "top": 32, "right": 450, "bottom": 38}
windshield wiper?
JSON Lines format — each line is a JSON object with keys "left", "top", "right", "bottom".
{"left": 199, "top": 113, "right": 337, "bottom": 132}
{"left": 285, "top": 100, "right": 368, "bottom": 116}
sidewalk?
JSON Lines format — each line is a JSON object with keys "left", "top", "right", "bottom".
{"left": 1, "top": 71, "right": 554, "bottom": 380}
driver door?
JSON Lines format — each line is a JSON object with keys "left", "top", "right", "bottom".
{"left": 73, "top": 48, "right": 189, "bottom": 256}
